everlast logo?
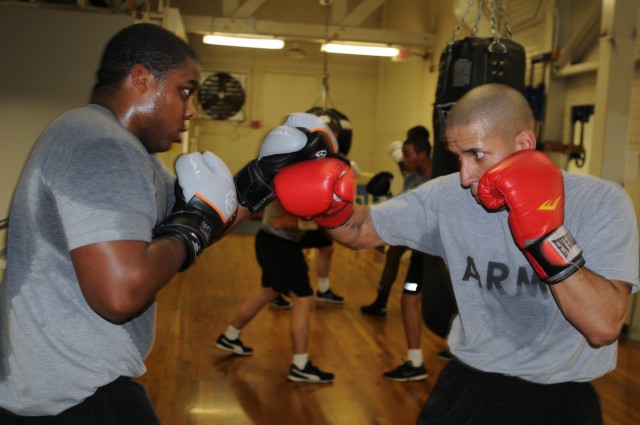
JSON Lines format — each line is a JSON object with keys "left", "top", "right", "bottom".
{"left": 461, "top": 256, "right": 550, "bottom": 298}
{"left": 551, "top": 232, "right": 577, "bottom": 259}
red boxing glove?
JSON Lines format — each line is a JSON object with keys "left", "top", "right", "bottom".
{"left": 477, "top": 150, "right": 585, "bottom": 284}
{"left": 274, "top": 158, "right": 356, "bottom": 228}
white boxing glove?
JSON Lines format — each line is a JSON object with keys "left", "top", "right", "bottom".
{"left": 153, "top": 151, "right": 238, "bottom": 270}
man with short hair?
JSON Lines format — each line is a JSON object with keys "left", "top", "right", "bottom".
{"left": 275, "top": 83, "right": 638, "bottom": 424}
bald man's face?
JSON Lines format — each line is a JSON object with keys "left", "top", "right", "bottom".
{"left": 446, "top": 122, "right": 520, "bottom": 202}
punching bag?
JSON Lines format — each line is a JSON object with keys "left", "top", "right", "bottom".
{"left": 424, "top": 37, "right": 525, "bottom": 337}
{"left": 306, "top": 107, "right": 353, "bottom": 156}
{"left": 425, "top": 3, "right": 527, "bottom": 333}
{"left": 431, "top": 37, "right": 526, "bottom": 178}
{"left": 422, "top": 254, "right": 457, "bottom": 339}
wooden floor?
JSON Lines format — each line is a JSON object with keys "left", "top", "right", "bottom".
{"left": 137, "top": 232, "right": 640, "bottom": 425}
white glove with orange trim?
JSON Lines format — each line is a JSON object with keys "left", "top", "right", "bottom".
{"left": 153, "top": 151, "right": 238, "bottom": 270}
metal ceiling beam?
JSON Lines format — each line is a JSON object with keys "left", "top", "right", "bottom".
{"left": 330, "top": 0, "right": 348, "bottom": 24}
{"left": 234, "top": 0, "right": 268, "bottom": 19}
{"left": 222, "top": 0, "right": 238, "bottom": 17}
{"left": 339, "top": 0, "right": 386, "bottom": 26}
{"left": 184, "top": 14, "right": 434, "bottom": 48}
{"left": 222, "top": 0, "right": 268, "bottom": 18}
{"left": 555, "top": 2, "right": 601, "bottom": 68}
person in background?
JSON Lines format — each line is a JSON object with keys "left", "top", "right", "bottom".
{"left": 361, "top": 126, "right": 430, "bottom": 318}
{"left": 269, "top": 227, "right": 344, "bottom": 308}
{"left": 215, "top": 199, "right": 335, "bottom": 384}
{"left": 269, "top": 121, "right": 353, "bottom": 309}
{"left": 275, "top": 83, "right": 637, "bottom": 424}
{"left": 377, "top": 136, "right": 436, "bottom": 381}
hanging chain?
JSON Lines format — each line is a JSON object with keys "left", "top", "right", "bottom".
{"left": 321, "top": 2, "right": 331, "bottom": 109}
{"left": 488, "top": 0, "right": 507, "bottom": 52}
{"left": 498, "top": 0, "right": 513, "bottom": 39}
{"left": 471, "top": 0, "right": 485, "bottom": 37}
{"left": 447, "top": 0, "right": 476, "bottom": 46}
{"left": 488, "top": 0, "right": 500, "bottom": 41}
{"left": 449, "top": 0, "right": 512, "bottom": 49}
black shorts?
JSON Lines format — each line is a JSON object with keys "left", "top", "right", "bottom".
{"left": 255, "top": 229, "right": 313, "bottom": 297}
{"left": 0, "top": 377, "right": 160, "bottom": 425}
{"left": 403, "top": 250, "right": 426, "bottom": 294}
{"left": 404, "top": 252, "right": 450, "bottom": 295}
{"left": 416, "top": 360, "right": 602, "bottom": 425}
{"left": 299, "top": 229, "right": 333, "bottom": 249}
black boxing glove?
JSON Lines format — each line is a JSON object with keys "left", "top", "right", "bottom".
{"left": 235, "top": 113, "right": 339, "bottom": 213}
{"left": 366, "top": 171, "right": 394, "bottom": 197}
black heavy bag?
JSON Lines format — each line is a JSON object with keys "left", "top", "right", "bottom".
{"left": 431, "top": 37, "right": 526, "bottom": 178}
{"left": 421, "top": 254, "right": 457, "bottom": 339}
{"left": 306, "top": 107, "right": 353, "bottom": 156}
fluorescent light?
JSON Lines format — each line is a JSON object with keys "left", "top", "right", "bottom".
{"left": 321, "top": 42, "right": 400, "bottom": 57}
{"left": 202, "top": 34, "right": 284, "bottom": 50}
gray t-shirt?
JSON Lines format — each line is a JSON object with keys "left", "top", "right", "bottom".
{"left": 371, "top": 171, "right": 639, "bottom": 384}
{"left": 403, "top": 170, "right": 430, "bottom": 192}
{"left": 0, "top": 104, "right": 175, "bottom": 415}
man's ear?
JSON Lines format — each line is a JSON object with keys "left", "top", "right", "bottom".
{"left": 515, "top": 129, "right": 537, "bottom": 151}
{"left": 130, "top": 64, "right": 153, "bottom": 93}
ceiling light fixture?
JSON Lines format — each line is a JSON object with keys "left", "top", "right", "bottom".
{"left": 202, "top": 34, "right": 285, "bottom": 50}
{"left": 321, "top": 42, "right": 400, "bottom": 57}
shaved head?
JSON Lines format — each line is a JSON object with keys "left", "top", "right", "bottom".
{"left": 446, "top": 84, "right": 534, "bottom": 142}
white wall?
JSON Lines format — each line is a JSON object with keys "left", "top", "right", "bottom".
{"left": 187, "top": 38, "right": 381, "bottom": 179}
{"left": 0, "top": 5, "right": 133, "bottom": 254}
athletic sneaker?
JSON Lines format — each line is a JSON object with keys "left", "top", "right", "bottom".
{"left": 383, "top": 361, "right": 428, "bottom": 381}
{"left": 269, "top": 295, "right": 292, "bottom": 309}
{"left": 215, "top": 334, "right": 253, "bottom": 356}
{"left": 360, "top": 303, "right": 387, "bottom": 317}
{"left": 316, "top": 289, "right": 345, "bottom": 304}
{"left": 437, "top": 349, "right": 454, "bottom": 361}
{"left": 287, "top": 361, "right": 335, "bottom": 383}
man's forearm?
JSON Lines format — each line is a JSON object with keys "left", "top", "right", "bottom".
{"left": 550, "top": 268, "right": 631, "bottom": 346}
{"left": 326, "top": 206, "right": 384, "bottom": 250}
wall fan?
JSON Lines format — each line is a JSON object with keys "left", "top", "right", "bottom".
{"left": 198, "top": 72, "right": 246, "bottom": 121}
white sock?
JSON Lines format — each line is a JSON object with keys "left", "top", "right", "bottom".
{"left": 317, "top": 277, "right": 330, "bottom": 293}
{"left": 408, "top": 349, "right": 423, "bottom": 367}
{"left": 225, "top": 325, "right": 241, "bottom": 341}
{"left": 293, "top": 353, "right": 309, "bottom": 369}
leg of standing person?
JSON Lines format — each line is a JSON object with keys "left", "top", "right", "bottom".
{"left": 284, "top": 236, "right": 335, "bottom": 383}
{"left": 383, "top": 250, "right": 428, "bottom": 381}
{"left": 215, "top": 285, "right": 279, "bottom": 356}
{"left": 269, "top": 293, "right": 292, "bottom": 309}
{"left": 361, "top": 245, "right": 408, "bottom": 316}
{"left": 315, "top": 243, "right": 345, "bottom": 303}
{"left": 274, "top": 229, "right": 344, "bottom": 307}
{"left": 216, "top": 229, "right": 283, "bottom": 356}
{"left": 301, "top": 229, "right": 344, "bottom": 304}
